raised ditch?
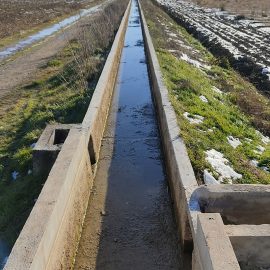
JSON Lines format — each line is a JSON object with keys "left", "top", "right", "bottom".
{"left": 73, "top": 0, "right": 183, "bottom": 269}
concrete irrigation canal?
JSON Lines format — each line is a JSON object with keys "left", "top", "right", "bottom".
{"left": 3, "top": 0, "right": 270, "bottom": 269}
{"left": 73, "top": 1, "right": 181, "bottom": 268}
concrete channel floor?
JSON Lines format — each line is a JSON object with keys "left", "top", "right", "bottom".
{"left": 74, "top": 1, "right": 183, "bottom": 269}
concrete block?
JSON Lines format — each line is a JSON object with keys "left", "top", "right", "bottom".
{"left": 33, "top": 123, "right": 81, "bottom": 176}
{"left": 193, "top": 185, "right": 270, "bottom": 225}
{"left": 196, "top": 213, "right": 240, "bottom": 270}
{"left": 225, "top": 224, "right": 270, "bottom": 268}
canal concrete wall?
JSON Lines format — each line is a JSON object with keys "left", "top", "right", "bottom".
{"left": 139, "top": 1, "right": 270, "bottom": 269}
{"left": 138, "top": 0, "right": 198, "bottom": 250}
{"left": 4, "top": 0, "right": 270, "bottom": 269}
{"left": 4, "top": 2, "right": 131, "bottom": 269}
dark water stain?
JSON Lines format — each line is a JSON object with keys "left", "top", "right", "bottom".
{"left": 74, "top": 0, "right": 187, "bottom": 269}
{"left": 0, "top": 238, "right": 10, "bottom": 270}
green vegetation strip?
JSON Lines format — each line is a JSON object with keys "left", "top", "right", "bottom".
{"left": 143, "top": 0, "right": 270, "bottom": 185}
{"left": 0, "top": 0, "right": 127, "bottom": 246}
{"left": 0, "top": 41, "right": 96, "bottom": 245}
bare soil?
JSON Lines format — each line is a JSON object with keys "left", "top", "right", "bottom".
{"left": 0, "top": 0, "right": 91, "bottom": 40}
{"left": 191, "top": 0, "right": 270, "bottom": 20}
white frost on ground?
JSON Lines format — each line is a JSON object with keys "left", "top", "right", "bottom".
{"left": 183, "top": 112, "right": 204, "bottom": 124}
{"left": 12, "top": 171, "right": 19, "bottom": 180}
{"left": 254, "top": 145, "right": 265, "bottom": 155}
{"left": 212, "top": 86, "right": 223, "bottom": 94}
{"left": 199, "top": 95, "right": 208, "bottom": 103}
{"left": 256, "top": 130, "right": 270, "bottom": 145}
{"left": 227, "top": 136, "right": 241, "bottom": 149}
{"left": 168, "top": 49, "right": 178, "bottom": 53}
{"left": 203, "top": 169, "right": 219, "bottom": 185}
{"left": 167, "top": 32, "right": 178, "bottom": 38}
{"left": 205, "top": 149, "right": 242, "bottom": 183}
{"left": 180, "top": 53, "right": 210, "bottom": 69}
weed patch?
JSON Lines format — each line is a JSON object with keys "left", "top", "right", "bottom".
{"left": 142, "top": 0, "right": 270, "bottom": 185}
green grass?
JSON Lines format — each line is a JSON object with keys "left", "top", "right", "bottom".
{"left": 143, "top": 0, "right": 270, "bottom": 185}
{"left": 0, "top": 0, "right": 127, "bottom": 248}
{"left": 159, "top": 51, "right": 270, "bottom": 184}
{"left": 0, "top": 40, "right": 100, "bottom": 245}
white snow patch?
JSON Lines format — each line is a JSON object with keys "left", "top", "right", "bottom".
{"left": 254, "top": 145, "right": 265, "bottom": 155}
{"left": 180, "top": 53, "right": 210, "bottom": 69}
{"left": 205, "top": 149, "right": 242, "bottom": 183}
{"left": 256, "top": 130, "right": 270, "bottom": 145}
{"left": 250, "top": 159, "right": 259, "bottom": 167}
{"left": 199, "top": 95, "right": 208, "bottom": 103}
{"left": 212, "top": 86, "right": 223, "bottom": 94}
{"left": 183, "top": 112, "right": 204, "bottom": 124}
{"left": 12, "top": 171, "right": 19, "bottom": 180}
{"left": 167, "top": 32, "right": 178, "bottom": 38}
{"left": 203, "top": 170, "right": 219, "bottom": 185}
{"left": 227, "top": 136, "right": 241, "bottom": 149}
{"left": 262, "top": 66, "right": 270, "bottom": 75}
{"left": 30, "top": 143, "right": 36, "bottom": 149}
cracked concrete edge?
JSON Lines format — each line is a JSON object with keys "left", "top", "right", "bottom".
{"left": 4, "top": 2, "right": 131, "bottom": 270}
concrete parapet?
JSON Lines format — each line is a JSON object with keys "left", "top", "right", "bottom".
{"left": 139, "top": 1, "right": 270, "bottom": 269}
{"left": 139, "top": 0, "right": 198, "bottom": 250}
{"left": 33, "top": 123, "right": 81, "bottom": 176}
{"left": 82, "top": 0, "right": 130, "bottom": 165}
{"left": 192, "top": 185, "right": 270, "bottom": 224}
{"left": 5, "top": 128, "right": 92, "bottom": 270}
{"left": 195, "top": 213, "right": 240, "bottom": 270}
{"left": 4, "top": 2, "right": 131, "bottom": 269}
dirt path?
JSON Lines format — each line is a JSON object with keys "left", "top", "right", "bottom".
{"left": 0, "top": 0, "right": 106, "bottom": 102}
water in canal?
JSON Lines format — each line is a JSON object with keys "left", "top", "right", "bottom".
{"left": 74, "top": 0, "right": 182, "bottom": 269}
{"left": 0, "top": 238, "right": 10, "bottom": 270}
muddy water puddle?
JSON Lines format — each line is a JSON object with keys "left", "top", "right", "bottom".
{"left": 0, "top": 238, "right": 10, "bottom": 270}
{"left": 0, "top": 4, "right": 103, "bottom": 60}
{"left": 74, "top": 0, "right": 183, "bottom": 269}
